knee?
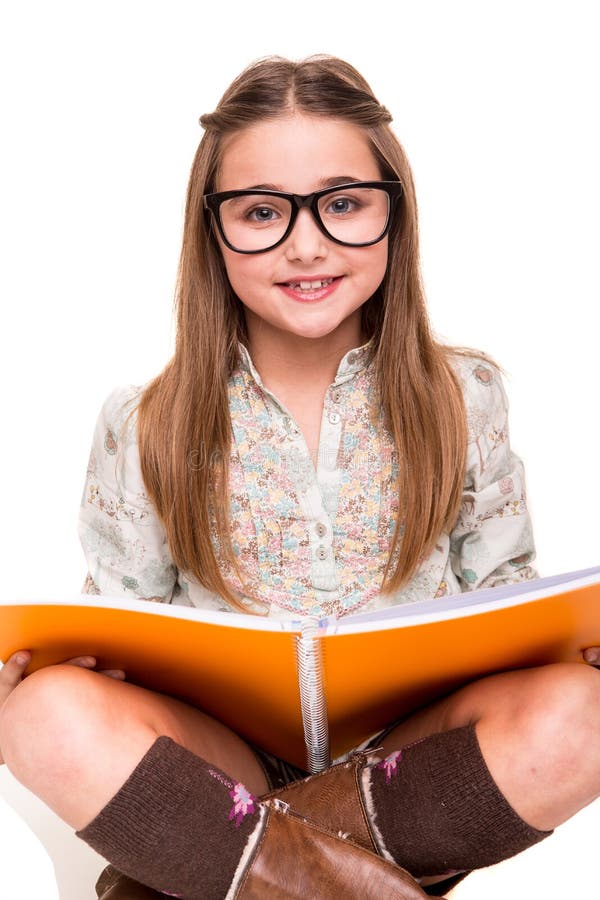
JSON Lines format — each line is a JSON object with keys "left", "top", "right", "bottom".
{"left": 0, "top": 664, "right": 106, "bottom": 780}
{"left": 514, "top": 663, "right": 600, "bottom": 752}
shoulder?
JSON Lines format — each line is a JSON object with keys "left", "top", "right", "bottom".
{"left": 94, "top": 384, "right": 145, "bottom": 435}
{"left": 448, "top": 352, "right": 515, "bottom": 489}
{"left": 448, "top": 351, "right": 509, "bottom": 425}
{"left": 89, "top": 385, "right": 148, "bottom": 462}
{"left": 87, "top": 385, "right": 147, "bottom": 487}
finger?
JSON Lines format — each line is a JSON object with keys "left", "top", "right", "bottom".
{"left": 64, "top": 656, "right": 97, "bottom": 668}
{"left": 0, "top": 651, "right": 32, "bottom": 687}
{"left": 583, "top": 648, "right": 600, "bottom": 665}
{"left": 97, "top": 669, "right": 127, "bottom": 680}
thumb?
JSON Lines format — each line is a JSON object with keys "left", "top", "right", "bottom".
{"left": 0, "top": 652, "right": 32, "bottom": 689}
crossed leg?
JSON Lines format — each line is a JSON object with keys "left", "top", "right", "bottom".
{"left": 1, "top": 660, "right": 599, "bottom": 885}
{"left": 0, "top": 664, "right": 269, "bottom": 830}
{"left": 378, "top": 661, "right": 600, "bottom": 833}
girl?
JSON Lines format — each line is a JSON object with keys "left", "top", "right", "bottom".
{"left": 1, "top": 54, "right": 600, "bottom": 900}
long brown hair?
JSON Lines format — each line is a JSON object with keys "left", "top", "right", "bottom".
{"left": 137, "top": 55, "right": 468, "bottom": 612}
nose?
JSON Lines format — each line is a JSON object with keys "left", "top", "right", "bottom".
{"left": 284, "top": 207, "right": 329, "bottom": 262}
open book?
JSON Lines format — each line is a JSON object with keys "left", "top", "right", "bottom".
{"left": 1, "top": 566, "right": 599, "bottom": 772}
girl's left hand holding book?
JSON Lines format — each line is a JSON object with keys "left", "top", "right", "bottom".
{"left": 0, "top": 652, "right": 126, "bottom": 765}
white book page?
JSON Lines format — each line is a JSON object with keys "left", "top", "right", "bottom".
{"left": 3, "top": 565, "right": 600, "bottom": 639}
{"left": 322, "top": 566, "right": 600, "bottom": 635}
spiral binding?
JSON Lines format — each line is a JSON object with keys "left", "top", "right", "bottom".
{"left": 296, "top": 618, "right": 330, "bottom": 773}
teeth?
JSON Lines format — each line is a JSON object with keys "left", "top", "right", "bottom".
{"left": 287, "top": 278, "right": 334, "bottom": 290}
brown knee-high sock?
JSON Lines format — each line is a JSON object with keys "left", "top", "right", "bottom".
{"left": 363, "top": 724, "right": 552, "bottom": 878}
{"left": 76, "top": 736, "right": 265, "bottom": 899}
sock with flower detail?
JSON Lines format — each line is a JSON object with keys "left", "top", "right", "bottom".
{"left": 80, "top": 735, "right": 437, "bottom": 900}
{"left": 77, "top": 736, "right": 265, "bottom": 899}
{"left": 363, "top": 724, "right": 552, "bottom": 878}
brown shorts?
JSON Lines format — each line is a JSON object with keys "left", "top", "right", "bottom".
{"left": 251, "top": 719, "right": 400, "bottom": 791}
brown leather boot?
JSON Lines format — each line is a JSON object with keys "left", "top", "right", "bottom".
{"left": 95, "top": 800, "right": 442, "bottom": 899}
{"left": 95, "top": 864, "right": 165, "bottom": 899}
{"left": 263, "top": 748, "right": 471, "bottom": 897}
{"left": 234, "top": 799, "right": 438, "bottom": 898}
{"left": 261, "top": 748, "right": 381, "bottom": 854}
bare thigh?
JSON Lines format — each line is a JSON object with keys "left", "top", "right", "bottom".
{"left": 0, "top": 665, "right": 269, "bottom": 829}
{"left": 377, "top": 663, "right": 585, "bottom": 754}
{"left": 95, "top": 674, "right": 270, "bottom": 793}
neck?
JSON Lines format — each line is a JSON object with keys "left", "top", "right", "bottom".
{"left": 244, "top": 312, "right": 365, "bottom": 392}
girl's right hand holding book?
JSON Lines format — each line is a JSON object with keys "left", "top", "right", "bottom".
{"left": 0, "top": 651, "right": 126, "bottom": 765}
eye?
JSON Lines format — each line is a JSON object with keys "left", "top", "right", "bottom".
{"left": 324, "top": 196, "right": 360, "bottom": 215}
{"left": 245, "top": 205, "right": 281, "bottom": 224}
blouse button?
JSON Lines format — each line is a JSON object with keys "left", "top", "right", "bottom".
{"left": 331, "top": 389, "right": 342, "bottom": 403}
{"left": 346, "top": 352, "right": 358, "bottom": 365}
{"left": 316, "top": 546, "right": 328, "bottom": 561}
{"left": 328, "top": 411, "right": 341, "bottom": 425}
{"left": 315, "top": 522, "right": 327, "bottom": 538}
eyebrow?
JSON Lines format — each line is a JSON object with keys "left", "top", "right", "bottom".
{"left": 243, "top": 176, "right": 363, "bottom": 192}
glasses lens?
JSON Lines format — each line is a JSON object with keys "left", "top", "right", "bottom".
{"left": 219, "top": 194, "right": 293, "bottom": 252}
{"left": 317, "top": 187, "right": 390, "bottom": 245}
{"left": 216, "top": 187, "right": 392, "bottom": 252}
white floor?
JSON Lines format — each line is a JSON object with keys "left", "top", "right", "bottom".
{"left": 0, "top": 765, "right": 596, "bottom": 899}
{"left": 0, "top": 769, "right": 104, "bottom": 900}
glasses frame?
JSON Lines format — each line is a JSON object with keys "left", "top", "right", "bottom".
{"left": 202, "top": 180, "right": 403, "bottom": 254}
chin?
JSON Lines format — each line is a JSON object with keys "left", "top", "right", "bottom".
{"left": 287, "top": 323, "right": 343, "bottom": 341}
{"left": 279, "top": 311, "right": 351, "bottom": 338}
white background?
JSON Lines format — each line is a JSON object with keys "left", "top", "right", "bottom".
{"left": 0, "top": 1, "right": 598, "bottom": 898}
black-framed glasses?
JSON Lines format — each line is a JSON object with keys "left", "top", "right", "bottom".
{"left": 203, "top": 181, "right": 403, "bottom": 254}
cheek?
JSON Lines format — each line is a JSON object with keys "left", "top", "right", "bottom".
{"left": 220, "top": 250, "right": 268, "bottom": 305}
{"left": 376, "top": 241, "right": 389, "bottom": 278}
{"left": 358, "top": 239, "right": 389, "bottom": 289}
{"left": 219, "top": 245, "right": 249, "bottom": 291}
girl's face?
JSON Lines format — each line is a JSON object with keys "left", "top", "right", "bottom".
{"left": 215, "top": 113, "right": 389, "bottom": 348}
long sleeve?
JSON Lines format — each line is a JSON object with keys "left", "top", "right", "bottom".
{"left": 449, "top": 358, "right": 538, "bottom": 591}
{"left": 78, "top": 386, "right": 179, "bottom": 602}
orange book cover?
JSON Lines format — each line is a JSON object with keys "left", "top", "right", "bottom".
{"left": 1, "top": 566, "right": 599, "bottom": 771}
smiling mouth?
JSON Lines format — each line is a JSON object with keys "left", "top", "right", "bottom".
{"left": 280, "top": 277, "right": 337, "bottom": 291}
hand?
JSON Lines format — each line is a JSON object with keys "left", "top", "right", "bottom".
{"left": 583, "top": 647, "right": 600, "bottom": 666}
{"left": 0, "top": 652, "right": 126, "bottom": 765}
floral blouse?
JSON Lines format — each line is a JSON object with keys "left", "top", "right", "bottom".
{"left": 78, "top": 343, "right": 537, "bottom": 619}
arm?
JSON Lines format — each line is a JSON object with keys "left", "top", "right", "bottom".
{"left": 78, "top": 385, "right": 180, "bottom": 603}
{"left": 449, "top": 359, "right": 600, "bottom": 665}
{"left": 449, "top": 358, "right": 537, "bottom": 591}
{"left": 2, "top": 388, "right": 174, "bottom": 764}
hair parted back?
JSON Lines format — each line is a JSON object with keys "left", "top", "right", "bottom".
{"left": 136, "top": 54, "right": 468, "bottom": 612}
